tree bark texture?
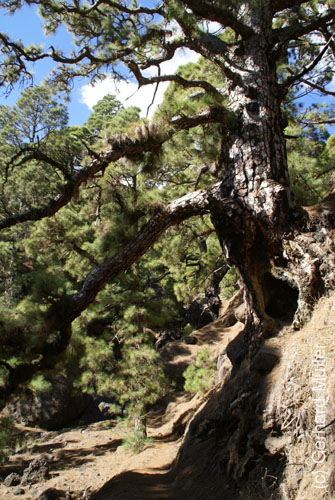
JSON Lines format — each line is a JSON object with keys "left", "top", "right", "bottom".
{"left": 2, "top": 2, "right": 335, "bottom": 400}
{"left": 207, "top": 9, "right": 335, "bottom": 354}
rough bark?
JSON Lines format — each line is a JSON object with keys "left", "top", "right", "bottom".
{"left": 204, "top": 6, "right": 335, "bottom": 355}
{"left": 1, "top": 1, "right": 335, "bottom": 404}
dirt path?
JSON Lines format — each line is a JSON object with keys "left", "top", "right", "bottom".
{"left": 0, "top": 305, "right": 242, "bottom": 500}
{"left": 0, "top": 418, "right": 184, "bottom": 500}
{"left": 0, "top": 386, "right": 206, "bottom": 500}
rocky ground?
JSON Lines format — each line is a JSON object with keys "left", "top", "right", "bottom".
{"left": 2, "top": 293, "right": 334, "bottom": 500}
{"left": 0, "top": 298, "right": 241, "bottom": 500}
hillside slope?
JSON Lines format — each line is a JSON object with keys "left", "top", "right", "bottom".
{"left": 91, "top": 293, "right": 335, "bottom": 500}
{"left": 1, "top": 293, "right": 334, "bottom": 500}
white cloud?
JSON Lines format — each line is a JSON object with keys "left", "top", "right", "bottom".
{"left": 80, "top": 48, "right": 200, "bottom": 118}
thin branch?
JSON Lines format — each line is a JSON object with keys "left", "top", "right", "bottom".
{"left": 6, "top": 146, "right": 71, "bottom": 178}
{"left": 315, "top": 165, "right": 335, "bottom": 180}
{"left": 0, "top": 28, "right": 164, "bottom": 76}
{"left": 299, "top": 118, "right": 335, "bottom": 126}
{"left": 146, "top": 65, "right": 161, "bottom": 118}
{"left": 320, "top": 26, "right": 335, "bottom": 58}
{"left": 70, "top": 242, "right": 99, "bottom": 266}
{"left": 318, "top": 417, "right": 335, "bottom": 430}
{"left": 280, "top": 34, "right": 335, "bottom": 90}
{"left": 67, "top": 0, "right": 164, "bottom": 16}
{"left": 298, "top": 77, "right": 335, "bottom": 96}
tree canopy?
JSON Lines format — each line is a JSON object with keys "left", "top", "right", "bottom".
{"left": 1, "top": 0, "right": 335, "bottom": 409}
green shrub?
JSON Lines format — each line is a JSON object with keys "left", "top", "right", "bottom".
{"left": 183, "top": 323, "right": 193, "bottom": 336}
{"left": 28, "top": 375, "right": 52, "bottom": 394}
{"left": 220, "top": 266, "right": 239, "bottom": 298}
{"left": 183, "top": 348, "right": 216, "bottom": 394}
{"left": 122, "top": 429, "right": 153, "bottom": 453}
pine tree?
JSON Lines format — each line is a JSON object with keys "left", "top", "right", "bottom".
{"left": 1, "top": 1, "right": 335, "bottom": 407}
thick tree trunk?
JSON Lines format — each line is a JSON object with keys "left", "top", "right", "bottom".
{"left": 209, "top": 21, "right": 335, "bottom": 357}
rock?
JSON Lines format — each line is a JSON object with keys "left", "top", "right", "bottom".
{"left": 220, "top": 312, "right": 237, "bottom": 328}
{"left": 4, "top": 472, "right": 21, "bottom": 486}
{"left": 184, "top": 292, "right": 221, "bottom": 330}
{"left": 251, "top": 346, "right": 280, "bottom": 371}
{"left": 264, "top": 435, "right": 291, "bottom": 455}
{"left": 234, "top": 303, "right": 246, "bottom": 323}
{"left": 21, "top": 456, "right": 49, "bottom": 486}
{"left": 13, "top": 487, "right": 25, "bottom": 495}
{"left": 155, "top": 330, "right": 174, "bottom": 350}
{"left": 182, "top": 335, "right": 197, "bottom": 345}
{"left": 218, "top": 288, "right": 243, "bottom": 326}
{"left": 74, "top": 394, "right": 119, "bottom": 425}
{"left": 215, "top": 354, "right": 232, "bottom": 385}
{"left": 226, "top": 331, "right": 247, "bottom": 366}
{"left": 4, "top": 374, "right": 86, "bottom": 430}
{"left": 97, "top": 402, "right": 116, "bottom": 419}
{"left": 38, "top": 488, "right": 63, "bottom": 500}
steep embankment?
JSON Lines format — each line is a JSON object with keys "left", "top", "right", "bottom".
{"left": 1, "top": 293, "right": 335, "bottom": 500}
{"left": 0, "top": 298, "right": 242, "bottom": 500}
{"left": 90, "top": 293, "right": 335, "bottom": 500}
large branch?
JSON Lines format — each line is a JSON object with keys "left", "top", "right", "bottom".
{"left": 271, "top": 0, "right": 310, "bottom": 13}
{"left": 272, "top": 8, "right": 335, "bottom": 45}
{"left": 181, "top": 0, "right": 253, "bottom": 38}
{"left": 0, "top": 181, "right": 223, "bottom": 403}
{"left": 0, "top": 106, "right": 229, "bottom": 231}
{"left": 66, "top": 182, "right": 222, "bottom": 322}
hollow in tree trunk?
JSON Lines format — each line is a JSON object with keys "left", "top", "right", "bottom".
{"left": 208, "top": 22, "right": 335, "bottom": 359}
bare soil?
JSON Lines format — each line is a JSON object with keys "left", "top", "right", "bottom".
{"left": 3, "top": 293, "right": 334, "bottom": 500}
{"left": 0, "top": 299, "right": 241, "bottom": 500}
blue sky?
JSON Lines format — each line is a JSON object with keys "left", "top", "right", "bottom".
{"left": 0, "top": 4, "right": 93, "bottom": 125}
{"left": 0, "top": 4, "right": 334, "bottom": 132}
{"left": 0, "top": 4, "right": 199, "bottom": 125}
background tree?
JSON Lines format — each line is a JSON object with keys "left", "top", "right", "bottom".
{"left": 0, "top": 1, "right": 335, "bottom": 406}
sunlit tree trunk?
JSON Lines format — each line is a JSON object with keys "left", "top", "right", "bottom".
{"left": 209, "top": 14, "right": 334, "bottom": 356}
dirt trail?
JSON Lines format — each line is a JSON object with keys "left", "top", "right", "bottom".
{"left": 0, "top": 303, "right": 242, "bottom": 500}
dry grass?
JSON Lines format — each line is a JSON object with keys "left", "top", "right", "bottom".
{"left": 262, "top": 293, "right": 335, "bottom": 500}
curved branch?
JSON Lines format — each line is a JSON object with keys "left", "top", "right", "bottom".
{"left": 0, "top": 181, "right": 224, "bottom": 403}
{"left": 128, "top": 60, "right": 223, "bottom": 98}
{"left": 6, "top": 146, "right": 72, "bottom": 179}
{"left": 0, "top": 106, "right": 231, "bottom": 231}
{"left": 181, "top": 0, "right": 253, "bottom": 38}
{"left": 272, "top": 8, "right": 335, "bottom": 45}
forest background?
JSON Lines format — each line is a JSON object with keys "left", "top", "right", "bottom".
{"left": 1, "top": 0, "right": 335, "bottom": 450}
